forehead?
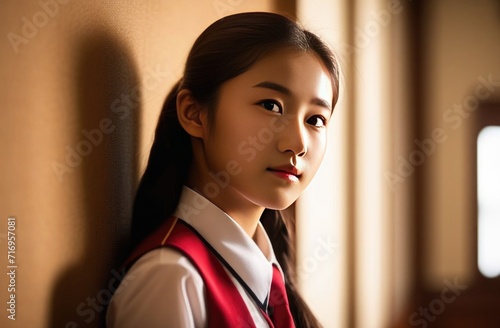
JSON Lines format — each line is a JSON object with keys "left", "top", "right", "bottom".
{"left": 223, "top": 48, "right": 334, "bottom": 104}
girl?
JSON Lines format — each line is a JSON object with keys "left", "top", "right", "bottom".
{"left": 106, "top": 11, "right": 339, "bottom": 328}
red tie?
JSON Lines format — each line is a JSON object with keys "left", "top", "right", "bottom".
{"left": 267, "top": 265, "right": 296, "bottom": 328}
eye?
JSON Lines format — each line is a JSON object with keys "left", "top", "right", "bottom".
{"left": 259, "top": 100, "right": 282, "bottom": 114}
{"left": 307, "top": 115, "right": 327, "bottom": 127}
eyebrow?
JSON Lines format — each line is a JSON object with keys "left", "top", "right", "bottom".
{"left": 252, "top": 81, "right": 332, "bottom": 111}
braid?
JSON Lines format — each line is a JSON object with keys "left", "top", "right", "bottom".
{"left": 260, "top": 209, "right": 323, "bottom": 328}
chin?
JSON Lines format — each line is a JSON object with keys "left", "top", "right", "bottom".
{"left": 260, "top": 195, "right": 298, "bottom": 211}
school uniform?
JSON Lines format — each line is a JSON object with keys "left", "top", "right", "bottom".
{"left": 106, "top": 186, "right": 295, "bottom": 328}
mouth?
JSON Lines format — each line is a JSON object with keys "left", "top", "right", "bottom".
{"left": 267, "top": 165, "right": 302, "bottom": 182}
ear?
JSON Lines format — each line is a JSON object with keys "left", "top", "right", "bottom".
{"left": 176, "top": 89, "right": 207, "bottom": 138}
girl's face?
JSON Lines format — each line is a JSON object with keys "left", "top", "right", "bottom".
{"left": 196, "top": 48, "right": 334, "bottom": 211}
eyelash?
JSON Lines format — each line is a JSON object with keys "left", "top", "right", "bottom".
{"left": 258, "top": 99, "right": 282, "bottom": 113}
{"left": 257, "top": 99, "right": 328, "bottom": 128}
{"left": 307, "top": 115, "right": 327, "bottom": 128}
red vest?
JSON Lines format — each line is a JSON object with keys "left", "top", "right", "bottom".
{"left": 124, "top": 216, "right": 291, "bottom": 328}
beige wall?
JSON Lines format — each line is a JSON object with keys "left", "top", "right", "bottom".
{"left": 295, "top": 2, "right": 349, "bottom": 327}
{"left": 5, "top": 1, "right": 498, "bottom": 328}
{"left": 422, "top": 0, "right": 500, "bottom": 288}
{"left": 0, "top": 1, "right": 274, "bottom": 327}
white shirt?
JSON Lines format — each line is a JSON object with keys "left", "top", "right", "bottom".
{"left": 106, "top": 186, "right": 282, "bottom": 328}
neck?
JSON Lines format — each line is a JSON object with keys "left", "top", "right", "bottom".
{"left": 215, "top": 190, "right": 265, "bottom": 237}
{"left": 186, "top": 166, "right": 264, "bottom": 238}
{"left": 187, "top": 140, "right": 266, "bottom": 238}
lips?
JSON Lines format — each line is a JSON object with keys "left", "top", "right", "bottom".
{"left": 267, "top": 165, "right": 302, "bottom": 178}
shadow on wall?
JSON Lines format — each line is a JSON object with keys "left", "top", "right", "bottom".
{"left": 50, "top": 28, "right": 140, "bottom": 328}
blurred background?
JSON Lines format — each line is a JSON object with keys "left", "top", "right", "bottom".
{"left": 1, "top": 0, "right": 500, "bottom": 327}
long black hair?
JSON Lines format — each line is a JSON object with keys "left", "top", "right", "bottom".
{"left": 131, "top": 12, "right": 339, "bottom": 328}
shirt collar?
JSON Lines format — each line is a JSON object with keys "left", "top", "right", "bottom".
{"left": 173, "top": 186, "right": 279, "bottom": 304}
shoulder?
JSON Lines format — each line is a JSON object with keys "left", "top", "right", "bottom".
{"left": 128, "top": 246, "right": 203, "bottom": 280}
{"left": 106, "top": 247, "right": 206, "bottom": 328}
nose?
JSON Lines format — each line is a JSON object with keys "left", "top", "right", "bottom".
{"left": 276, "top": 116, "right": 307, "bottom": 157}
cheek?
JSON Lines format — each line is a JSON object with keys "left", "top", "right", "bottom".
{"left": 209, "top": 120, "right": 258, "bottom": 165}
{"left": 308, "top": 133, "right": 328, "bottom": 168}
{"left": 214, "top": 111, "right": 271, "bottom": 158}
